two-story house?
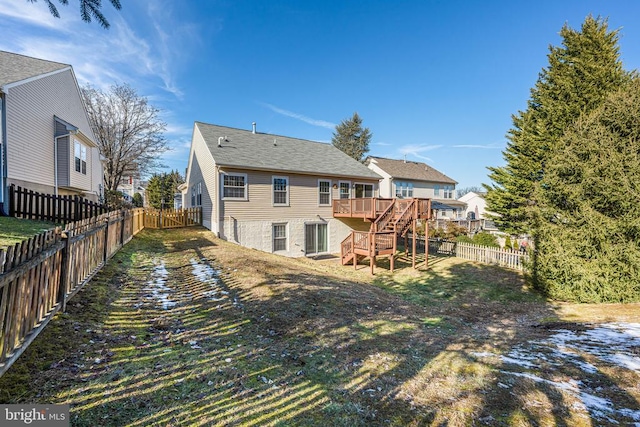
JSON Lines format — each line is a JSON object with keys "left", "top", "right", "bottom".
{"left": 0, "top": 51, "right": 103, "bottom": 213}
{"left": 365, "top": 156, "right": 465, "bottom": 219}
{"left": 183, "top": 122, "right": 381, "bottom": 257}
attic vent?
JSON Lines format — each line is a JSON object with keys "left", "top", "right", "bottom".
{"left": 252, "top": 122, "right": 256, "bottom": 134}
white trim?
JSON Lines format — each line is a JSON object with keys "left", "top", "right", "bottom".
{"left": 221, "top": 172, "right": 248, "bottom": 201}
{"left": 353, "top": 182, "right": 375, "bottom": 198}
{"left": 338, "top": 180, "right": 351, "bottom": 199}
{"left": 272, "top": 222, "right": 288, "bottom": 252}
{"left": 272, "top": 175, "right": 289, "bottom": 206}
{"left": 318, "top": 179, "right": 331, "bottom": 206}
{"left": 304, "top": 221, "right": 329, "bottom": 256}
{"left": 1, "top": 66, "right": 72, "bottom": 92}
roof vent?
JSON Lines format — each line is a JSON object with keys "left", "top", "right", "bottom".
{"left": 274, "top": 138, "right": 277, "bottom": 146}
{"left": 218, "top": 136, "right": 224, "bottom": 147}
{"left": 252, "top": 122, "right": 256, "bottom": 134}
{"left": 403, "top": 154, "right": 407, "bottom": 163}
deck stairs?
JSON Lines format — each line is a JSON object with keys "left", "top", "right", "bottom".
{"left": 338, "top": 198, "right": 431, "bottom": 273}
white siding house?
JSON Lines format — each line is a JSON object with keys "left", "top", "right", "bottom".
{"left": 365, "top": 156, "right": 465, "bottom": 219}
{"left": 0, "top": 51, "right": 103, "bottom": 213}
{"left": 184, "top": 122, "right": 380, "bottom": 257}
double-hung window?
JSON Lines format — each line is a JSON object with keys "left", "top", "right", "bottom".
{"left": 339, "top": 182, "right": 350, "bottom": 199}
{"left": 223, "top": 174, "right": 247, "bottom": 199}
{"left": 273, "top": 176, "right": 289, "bottom": 206}
{"left": 434, "top": 184, "right": 440, "bottom": 197}
{"left": 395, "top": 182, "right": 414, "bottom": 198}
{"left": 318, "top": 180, "right": 331, "bottom": 206}
{"left": 74, "top": 141, "right": 87, "bottom": 175}
{"left": 193, "top": 182, "right": 202, "bottom": 206}
{"left": 273, "top": 223, "right": 287, "bottom": 252}
{"left": 443, "top": 185, "right": 454, "bottom": 199}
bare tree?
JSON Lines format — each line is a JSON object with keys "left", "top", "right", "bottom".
{"left": 82, "top": 83, "right": 167, "bottom": 192}
{"left": 456, "top": 186, "right": 485, "bottom": 198}
{"left": 28, "top": 0, "right": 122, "bottom": 29}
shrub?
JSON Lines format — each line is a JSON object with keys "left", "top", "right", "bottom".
{"left": 472, "top": 232, "right": 500, "bottom": 247}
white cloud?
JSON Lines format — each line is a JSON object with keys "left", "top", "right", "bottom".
{"left": 452, "top": 142, "right": 503, "bottom": 149}
{"left": 262, "top": 103, "right": 336, "bottom": 129}
{"left": 398, "top": 144, "right": 442, "bottom": 162}
{"left": 0, "top": 0, "right": 75, "bottom": 30}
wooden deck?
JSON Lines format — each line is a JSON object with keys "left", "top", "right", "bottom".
{"left": 335, "top": 198, "right": 432, "bottom": 274}
{"left": 332, "top": 198, "right": 431, "bottom": 221}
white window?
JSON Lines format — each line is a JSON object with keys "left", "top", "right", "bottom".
{"left": 192, "top": 182, "right": 202, "bottom": 206}
{"left": 273, "top": 176, "right": 289, "bottom": 206}
{"left": 273, "top": 223, "right": 287, "bottom": 252}
{"left": 339, "top": 182, "right": 351, "bottom": 199}
{"left": 318, "top": 180, "right": 331, "bottom": 206}
{"left": 74, "top": 141, "right": 87, "bottom": 175}
{"left": 396, "top": 182, "right": 414, "bottom": 198}
{"left": 223, "top": 174, "right": 247, "bottom": 199}
{"left": 354, "top": 183, "right": 374, "bottom": 198}
{"left": 434, "top": 184, "right": 440, "bottom": 197}
{"left": 305, "top": 223, "right": 328, "bottom": 255}
{"left": 443, "top": 185, "right": 454, "bottom": 199}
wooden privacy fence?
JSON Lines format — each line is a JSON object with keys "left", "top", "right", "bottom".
{"left": 408, "top": 237, "right": 528, "bottom": 271}
{"left": 9, "top": 184, "right": 111, "bottom": 223}
{"left": 144, "top": 207, "right": 202, "bottom": 229}
{"left": 0, "top": 208, "right": 144, "bottom": 376}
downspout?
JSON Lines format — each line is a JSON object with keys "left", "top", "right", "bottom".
{"left": 215, "top": 165, "right": 221, "bottom": 237}
{"left": 0, "top": 92, "right": 5, "bottom": 213}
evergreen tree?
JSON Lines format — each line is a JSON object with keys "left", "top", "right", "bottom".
{"left": 28, "top": 0, "right": 122, "bottom": 28}
{"left": 146, "top": 171, "right": 184, "bottom": 209}
{"left": 534, "top": 79, "right": 640, "bottom": 302}
{"left": 331, "top": 112, "right": 372, "bottom": 161}
{"left": 484, "top": 16, "right": 629, "bottom": 234}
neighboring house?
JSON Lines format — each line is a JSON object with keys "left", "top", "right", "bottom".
{"left": 365, "top": 156, "right": 465, "bottom": 219}
{"left": 458, "top": 191, "right": 488, "bottom": 220}
{"left": 457, "top": 191, "right": 500, "bottom": 233}
{"left": 117, "top": 174, "right": 146, "bottom": 204}
{"left": 0, "top": 51, "right": 102, "bottom": 213}
{"left": 184, "top": 122, "right": 381, "bottom": 257}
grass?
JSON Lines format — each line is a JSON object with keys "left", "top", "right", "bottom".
{"left": 0, "top": 226, "right": 639, "bottom": 426}
{"left": 0, "top": 216, "right": 57, "bottom": 248}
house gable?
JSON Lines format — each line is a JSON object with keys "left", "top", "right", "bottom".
{"left": 0, "top": 51, "right": 102, "bottom": 206}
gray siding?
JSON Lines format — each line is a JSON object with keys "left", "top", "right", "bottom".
{"left": 5, "top": 69, "right": 99, "bottom": 194}
{"left": 186, "top": 127, "right": 217, "bottom": 230}
{"left": 56, "top": 135, "right": 70, "bottom": 187}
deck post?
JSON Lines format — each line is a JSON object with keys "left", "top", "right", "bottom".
{"left": 369, "top": 232, "right": 375, "bottom": 275}
{"left": 352, "top": 233, "right": 357, "bottom": 270}
{"left": 425, "top": 200, "right": 430, "bottom": 268}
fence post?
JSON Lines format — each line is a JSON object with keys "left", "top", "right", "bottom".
{"left": 120, "top": 210, "right": 126, "bottom": 246}
{"left": 58, "top": 232, "right": 71, "bottom": 312}
{"left": 103, "top": 216, "right": 110, "bottom": 261}
{"left": 8, "top": 184, "right": 15, "bottom": 217}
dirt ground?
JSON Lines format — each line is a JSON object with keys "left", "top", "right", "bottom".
{"left": 1, "top": 227, "right": 639, "bottom": 426}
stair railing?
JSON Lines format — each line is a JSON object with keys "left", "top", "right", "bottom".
{"left": 372, "top": 201, "right": 396, "bottom": 232}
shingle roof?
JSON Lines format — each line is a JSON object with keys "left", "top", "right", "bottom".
{"left": 367, "top": 156, "right": 457, "bottom": 184}
{"left": 0, "top": 50, "right": 69, "bottom": 88}
{"left": 195, "top": 122, "right": 381, "bottom": 179}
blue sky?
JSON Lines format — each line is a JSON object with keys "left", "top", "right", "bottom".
{"left": 2, "top": 1, "right": 640, "bottom": 189}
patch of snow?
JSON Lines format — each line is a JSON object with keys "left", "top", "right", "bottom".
{"left": 143, "top": 260, "right": 176, "bottom": 309}
{"left": 190, "top": 258, "right": 228, "bottom": 302}
{"left": 497, "top": 323, "right": 640, "bottom": 424}
{"left": 471, "top": 352, "right": 495, "bottom": 358}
